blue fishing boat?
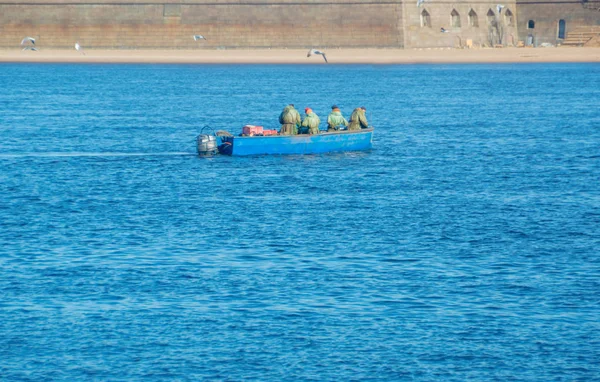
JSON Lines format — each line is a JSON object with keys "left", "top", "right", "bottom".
{"left": 197, "top": 128, "right": 374, "bottom": 156}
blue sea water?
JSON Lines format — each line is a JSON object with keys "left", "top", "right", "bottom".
{"left": 1, "top": 63, "right": 599, "bottom": 381}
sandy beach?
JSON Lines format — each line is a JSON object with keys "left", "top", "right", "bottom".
{"left": 1, "top": 47, "right": 600, "bottom": 64}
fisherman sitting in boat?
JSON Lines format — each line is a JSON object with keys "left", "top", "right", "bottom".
{"left": 327, "top": 105, "right": 349, "bottom": 132}
{"left": 279, "top": 104, "right": 301, "bottom": 135}
{"left": 348, "top": 106, "right": 369, "bottom": 131}
{"left": 300, "top": 107, "right": 321, "bottom": 135}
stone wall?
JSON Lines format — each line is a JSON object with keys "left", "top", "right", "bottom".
{"left": 0, "top": 0, "right": 404, "bottom": 48}
{"left": 403, "top": 0, "right": 518, "bottom": 48}
{"left": 516, "top": 0, "right": 600, "bottom": 45}
{"left": 1, "top": 0, "right": 599, "bottom": 49}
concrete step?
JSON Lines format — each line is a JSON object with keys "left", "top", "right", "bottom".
{"left": 564, "top": 35, "right": 596, "bottom": 40}
{"left": 567, "top": 32, "right": 600, "bottom": 37}
{"left": 568, "top": 28, "right": 600, "bottom": 34}
{"left": 561, "top": 26, "right": 600, "bottom": 47}
{"left": 562, "top": 41, "right": 590, "bottom": 46}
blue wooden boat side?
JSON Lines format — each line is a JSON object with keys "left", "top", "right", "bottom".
{"left": 218, "top": 128, "right": 374, "bottom": 156}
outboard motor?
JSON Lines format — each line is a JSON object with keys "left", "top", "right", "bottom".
{"left": 197, "top": 134, "right": 218, "bottom": 156}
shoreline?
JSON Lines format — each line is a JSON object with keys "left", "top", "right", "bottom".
{"left": 1, "top": 47, "right": 600, "bottom": 64}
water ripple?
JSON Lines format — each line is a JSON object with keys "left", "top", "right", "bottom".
{"left": 1, "top": 63, "right": 599, "bottom": 380}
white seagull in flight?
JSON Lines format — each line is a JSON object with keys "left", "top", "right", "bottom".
{"left": 193, "top": 35, "right": 207, "bottom": 41}
{"left": 21, "top": 37, "right": 37, "bottom": 50}
{"left": 307, "top": 49, "right": 328, "bottom": 63}
{"left": 496, "top": 4, "right": 505, "bottom": 13}
{"left": 21, "top": 37, "right": 35, "bottom": 46}
{"left": 75, "top": 42, "right": 85, "bottom": 55}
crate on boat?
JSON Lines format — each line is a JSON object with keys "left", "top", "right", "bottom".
{"left": 262, "top": 129, "right": 278, "bottom": 136}
{"left": 243, "top": 125, "right": 263, "bottom": 136}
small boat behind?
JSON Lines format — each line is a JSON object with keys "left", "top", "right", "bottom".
{"left": 197, "top": 125, "right": 373, "bottom": 157}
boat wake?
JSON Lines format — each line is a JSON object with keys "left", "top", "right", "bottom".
{"left": 0, "top": 152, "right": 195, "bottom": 159}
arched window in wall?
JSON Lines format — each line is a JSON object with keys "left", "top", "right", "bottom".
{"left": 451, "top": 9, "right": 461, "bottom": 28}
{"left": 504, "top": 9, "right": 514, "bottom": 26}
{"left": 421, "top": 9, "right": 431, "bottom": 28}
{"left": 468, "top": 9, "right": 479, "bottom": 27}
{"left": 558, "top": 19, "right": 566, "bottom": 39}
{"left": 528, "top": 20, "right": 535, "bottom": 29}
{"left": 487, "top": 9, "right": 496, "bottom": 24}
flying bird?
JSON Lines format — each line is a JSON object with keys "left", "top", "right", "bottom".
{"left": 21, "top": 37, "right": 37, "bottom": 50}
{"left": 21, "top": 37, "right": 35, "bottom": 46}
{"left": 496, "top": 4, "right": 505, "bottom": 13}
{"left": 307, "top": 49, "right": 328, "bottom": 63}
{"left": 416, "top": 0, "right": 427, "bottom": 6}
{"left": 75, "top": 42, "right": 85, "bottom": 55}
{"left": 193, "top": 35, "right": 207, "bottom": 41}
{"left": 21, "top": 37, "right": 37, "bottom": 51}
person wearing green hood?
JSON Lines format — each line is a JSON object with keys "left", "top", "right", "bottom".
{"left": 348, "top": 106, "right": 369, "bottom": 131}
{"left": 300, "top": 107, "right": 321, "bottom": 135}
{"left": 327, "top": 105, "right": 349, "bottom": 132}
{"left": 279, "top": 104, "right": 301, "bottom": 135}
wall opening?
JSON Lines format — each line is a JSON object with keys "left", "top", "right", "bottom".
{"left": 504, "top": 9, "right": 513, "bottom": 26}
{"left": 558, "top": 19, "right": 566, "bottom": 39}
{"left": 469, "top": 9, "right": 479, "bottom": 27}
{"left": 528, "top": 20, "right": 535, "bottom": 29}
{"left": 451, "top": 9, "right": 461, "bottom": 28}
{"left": 421, "top": 9, "right": 431, "bottom": 28}
{"left": 487, "top": 9, "right": 496, "bottom": 24}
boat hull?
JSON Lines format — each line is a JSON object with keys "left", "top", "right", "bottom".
{"left": 218, "top": 128, "right": 373, "bottom": 156}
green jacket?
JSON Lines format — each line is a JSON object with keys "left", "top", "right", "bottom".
{"left": 348, "top": 108, "right": 369, "bottom": 131}
{"left": 327, "top": 109, "right": 348, "bottom": 130}
{"left": 301, "top": 112, "right": 321, "bottom": 134}
{"left": 279, "top": 106, "right": 301, "bottom": 135}
{"left": 279, "top": 106, "right": 301, "bottom": 125}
